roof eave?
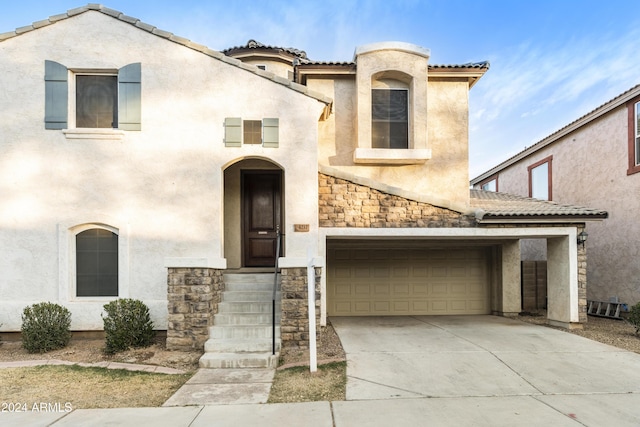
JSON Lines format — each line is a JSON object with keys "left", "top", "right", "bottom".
{"left": 428, "top": 69, "right": 489, "bottom": 88}
{"left": 477, "top": 215, "right": 608, "bottom": 224}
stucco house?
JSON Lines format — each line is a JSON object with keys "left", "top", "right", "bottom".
{"left": 0, "top": 5, "right": 607, "bottom": 367}
{"left": 471, "top": 84, "right": 639, "bottom": 311}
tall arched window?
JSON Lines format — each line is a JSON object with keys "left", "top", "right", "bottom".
{"left": 76, "top": 228, "right": 118, "bottom": 297}
{"left": 371, "top": 77, "right": 410, "bottom": 149}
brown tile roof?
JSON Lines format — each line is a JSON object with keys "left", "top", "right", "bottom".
{"left": 222, "top": 39, "right": 308, "bottom": 59}
{"left": 470, "top": 190, "right": 608, "bottom": 221}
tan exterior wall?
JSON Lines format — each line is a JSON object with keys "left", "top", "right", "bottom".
{"left": 486, "top": 106, "right": 640, "bottom": 305}
{"left": 309, "top": 48, "right": 471, "bottom": 213}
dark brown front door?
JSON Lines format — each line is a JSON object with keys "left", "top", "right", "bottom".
{"left": 242, "top": 171, "right": 282, "bottom": 267}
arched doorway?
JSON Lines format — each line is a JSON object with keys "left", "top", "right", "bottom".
{"left": 223, "top": 158, "right": 284, "bottom": 269}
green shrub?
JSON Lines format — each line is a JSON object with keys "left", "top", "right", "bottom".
{"left": 627, "top": 302, "right": 640, "bottom": 335}
{"left": 21, "top": 303, "right": 72, "bottom": 353}
{"left": 102, "top": 298, "right": 155, "bottom": 354}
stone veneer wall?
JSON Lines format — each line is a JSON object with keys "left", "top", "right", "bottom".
{"left": 166, "top": 268, "right": 224, "bottom": 351}
{"left": 577, "top": 225, "right": 587, "bottom": 323}
{"left": 318, "top": 173, "right": 476, "bottom": 227}
{"left": 280, "top": 267, "right": 322, "bottom": 349}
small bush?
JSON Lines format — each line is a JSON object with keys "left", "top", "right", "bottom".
{"left": 102, "top": 298, "right": 155, "bottom": 354}
{"left": 627, "top": 302, "right": 640, "bottom": 335}
{"left": 21, "top": 302, "right": 72, "bottom": 353}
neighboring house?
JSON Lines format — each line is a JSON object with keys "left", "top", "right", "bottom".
{"left": 0, "top": 5, "right": 607, "bottom": 357}
{"left": 471, "top": 84, "right": 640, "bottom": 309}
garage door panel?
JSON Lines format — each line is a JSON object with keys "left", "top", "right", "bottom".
{"left": 328, "top": 247, "right": 490, "bottom": 316}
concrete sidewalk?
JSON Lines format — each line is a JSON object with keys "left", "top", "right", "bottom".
{"left": 2, "top": 316, "right": 640, "bottom": 426}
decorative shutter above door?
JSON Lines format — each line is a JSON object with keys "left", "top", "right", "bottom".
{"left": 225, "top": 117, "right": 242, "bottom": 146}
{"left": 262, "top": 118, "right": 279, "bottom": 148}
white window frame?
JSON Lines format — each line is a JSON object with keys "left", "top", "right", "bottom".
{"left": 58, "top": 220, "right": 130, "bottom": 302}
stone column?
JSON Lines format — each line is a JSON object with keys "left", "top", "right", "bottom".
{"left": 166, "top": 268, "right": 224, "bottom": 351}
{"left": 577, "top": 225, "right": 588, "bottom": 323}
{"left": 280, "top": 266, "right": 322, "bottom": 349}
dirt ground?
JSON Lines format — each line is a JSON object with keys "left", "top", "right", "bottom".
{"left": 0, "top": 323, "right": 346, "bottom": 371}
{"left": 0, "top": 337, "right": 202, "bottom": 372}
{"left": 0, "top": 316, "right": 637, "bottom": 369}
{"left": 518, "top": 312, "right": 640, "bottom": 353}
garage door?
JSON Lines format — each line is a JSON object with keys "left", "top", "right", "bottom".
{"left": 327, "top": 244, "right": 490, "bottom": 316}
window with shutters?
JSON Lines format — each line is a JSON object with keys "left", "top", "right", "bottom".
{"left": 224, "top": 118, "right": 279, "bottom": 147}
{"left": 44, "top": 61, "right": 141, "bottom": 132}
{"left": 76, "top": 75, "right": 118, "bottom": 128}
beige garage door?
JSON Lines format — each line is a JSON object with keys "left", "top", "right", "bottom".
{"left": 327, "top": 244, "right": 490, "bottom": 316}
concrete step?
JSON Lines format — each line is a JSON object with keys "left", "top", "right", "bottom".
{"left": 223, "top": 291, "right": 276, "bottom": 302}
{"left": 209, "top": 325, "right": 280, "bottom": 339}
{"left": 223, "top": 273, "right": 276, "bottom": 284}
{"left": 214, "top": 313, "right": 280, "bottom": 325}
{"left": 204, "top": 338, "right": 281, "bottom": 353}
{"left": 218, "top": 301, "right": 278, "bottom": 313}
{"left": 224, "top": 280, "right": 279, "bottom": 291}
{"left": 199, "top": 352, "right": 279, "bottom": 369}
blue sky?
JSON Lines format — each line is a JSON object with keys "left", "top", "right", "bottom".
{"left": 2, "top": 0, "right": 639, "bottom": 178}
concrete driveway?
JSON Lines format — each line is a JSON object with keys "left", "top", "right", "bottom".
{"left": 330, "top": 315, "right": 640, "bottom": 426}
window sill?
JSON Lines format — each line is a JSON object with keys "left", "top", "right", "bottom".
{"left": 353, "top": 148, "right": 432, "bottom": 165}
{"left": 62, "top": 128, "right": 125, "bottom": 140}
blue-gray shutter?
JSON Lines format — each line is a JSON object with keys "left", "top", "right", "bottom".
{"left": 44, "top": 60, "right": 68, "bottom": 129}
{"left": 118, "top": 63, "right": 141, "bottom": 131}
{"left": 224, "top": 117, "right": 242, "bottom": 146}
{"left": 262, "top": 118, "right": 279, "bottom": 148}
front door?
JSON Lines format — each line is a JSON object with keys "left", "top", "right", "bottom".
{"left": 242, "top": 171, "right": 282, "bottom": 267}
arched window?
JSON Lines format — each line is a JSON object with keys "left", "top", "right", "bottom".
{"left": 371, "top": 77, "right": 409, "bottom": 149}
{"left": 76, "top": 228, "right": 118, "bottom": 297}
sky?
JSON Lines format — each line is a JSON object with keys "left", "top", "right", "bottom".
{"left": 2, "top": 0, "right": 640, "bottom": 178}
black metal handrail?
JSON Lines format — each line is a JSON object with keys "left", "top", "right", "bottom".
{"left": 272, "top": 226, "right": 281, "bottom": 355}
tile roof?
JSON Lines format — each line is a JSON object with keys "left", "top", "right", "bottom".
{"left": 299, "top": 60, "right": 490, "bottom": 69}
{"left": 0, "top": 4, "right": 332, "bottom": 105}
{"left": 470, "top": 190, "right": 608, "bottom": 221}
{"left": 222, "top": 39, "right": 308, "bottom": 59}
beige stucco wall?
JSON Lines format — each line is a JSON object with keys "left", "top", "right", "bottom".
{"left": 490, "top": 106, "right": 640, "bottom": 305}
{"left": 0, "top": 11, "right": 324, "bottom": 330}
{"left": 310, "top": 48, "right": 471, "bottom": 212}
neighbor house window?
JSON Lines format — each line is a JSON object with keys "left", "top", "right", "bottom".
{"left": 76, "top": 228, "right": 118, "bottom": 297}
{"left": 528, "top": 156, "right": 552, "bottom": 200}
{"left": 372, "top": 88, "right": 408, "bottom": 149}
{"left": 481, "top": 177, "right": 498, "bottom": 192}
{"left": 627, "top": 99, "right": 640, "bottom": 175}
{"left": 44, "top": 60, "right": 141, "bottom": 131}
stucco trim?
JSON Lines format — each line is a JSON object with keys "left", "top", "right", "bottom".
{"left": 353, "top": 147, "right": 432, "bottom": 164}
{"left": 164, "top": 257, "right": 227, "bottom": 269}
{"left": 355, "top": 42, "right": 431, "bottom": 60}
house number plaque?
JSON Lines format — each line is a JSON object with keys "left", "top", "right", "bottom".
{"left": 294, "top": 224, "right": 310, "bottom": 232}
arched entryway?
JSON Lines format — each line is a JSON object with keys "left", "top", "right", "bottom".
{"left": 223, "top": 158, "right": 284, "bottom": 269}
